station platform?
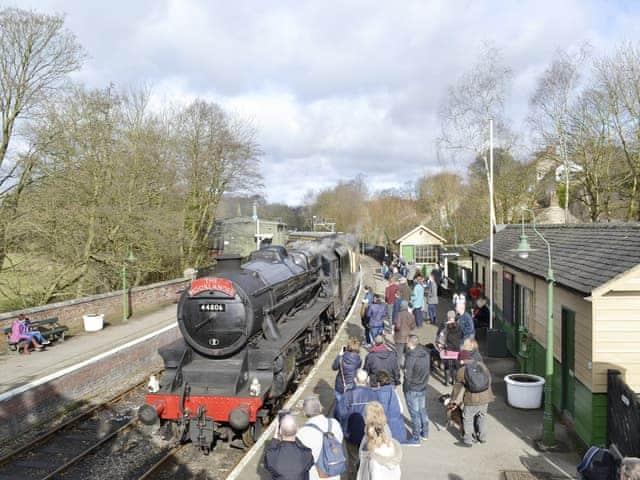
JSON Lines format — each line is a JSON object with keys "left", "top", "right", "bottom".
{"left": 0, "top": 304, "right": 177, "bottom": 396}
{"left": 228, "top": 258, "right": 582, "bottom": 480}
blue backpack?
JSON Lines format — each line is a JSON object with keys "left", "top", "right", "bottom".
{"left": 577, "top": 446, "right": 617, "bottom": 479}
{"left": 306, "top": 419, "right": 347, "bottom": 477}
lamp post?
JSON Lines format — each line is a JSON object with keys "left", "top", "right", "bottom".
{"left": 512, "top": 208, "right": 555, "bottom": 447}
{"left": 122, "top": 250, "right": 136, "bottom": 322}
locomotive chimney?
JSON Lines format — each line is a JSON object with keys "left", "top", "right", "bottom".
{"left": 215, "top": 254, "right": 243, "bottom": 271}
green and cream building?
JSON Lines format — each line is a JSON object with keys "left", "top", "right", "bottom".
{"left": 469, "top": 223, "right": 640, "bottom": 447}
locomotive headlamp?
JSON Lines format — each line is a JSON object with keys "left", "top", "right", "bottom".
{"left": 249, "top": 378, "right": 261, "bottom": 396}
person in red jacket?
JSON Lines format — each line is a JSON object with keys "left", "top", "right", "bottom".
{"left": 384, "top": 277, "right": 399, "bottom": 331}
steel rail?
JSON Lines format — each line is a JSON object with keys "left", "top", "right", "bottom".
{"left": 0, "top": 378, "right": 149, "bottom": 467}
{"left": 40, "top": 419, "right": 137, "bottom": 479}
{"left": 136, "top": 443, "right": 187, "bottom": 480}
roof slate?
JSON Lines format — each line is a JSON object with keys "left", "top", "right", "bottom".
{"left": 468, "top": 223, "right": 640, "bottom": 295}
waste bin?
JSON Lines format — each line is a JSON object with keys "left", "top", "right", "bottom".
{"left": 487, "top": 329, "right": 508, "bottom": 357}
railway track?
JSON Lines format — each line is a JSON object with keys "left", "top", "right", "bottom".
{"left": 0, "top": 378, "right": 155, "bottom": 479}
{"left": 0, "top": 369, "right": 298, "bottom": 480}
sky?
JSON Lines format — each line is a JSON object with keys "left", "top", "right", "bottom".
{"left": 20, "top": 0, "right": 640, "bottom": 204}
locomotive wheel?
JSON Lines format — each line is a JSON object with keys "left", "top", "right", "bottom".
{"left": 242, "top": 421, "right": 263, "bottom": 447}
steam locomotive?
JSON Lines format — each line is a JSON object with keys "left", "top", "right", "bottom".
{"left": 140, "top": 238, "right": 359, "bottom": 452}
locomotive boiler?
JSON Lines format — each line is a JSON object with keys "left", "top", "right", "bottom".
{"left": 141, "top": 240, "right": 359, "bottom": 452}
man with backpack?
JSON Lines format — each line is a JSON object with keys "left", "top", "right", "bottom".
{"left": 297, "top": 396, "right": 346, "bottom": 480}
{"left": 452, "top": 349, "right": 494, "bottom": 447}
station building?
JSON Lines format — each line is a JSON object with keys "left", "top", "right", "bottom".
{"left": 394, "top": 224, "right": 446, "bottom": 272}
{"left": 469, "top": 223, "right": 640, "bottom": 447}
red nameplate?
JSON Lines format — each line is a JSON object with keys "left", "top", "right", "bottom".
{"left": 189, "top": 277, "right": 236, "bottom": 297}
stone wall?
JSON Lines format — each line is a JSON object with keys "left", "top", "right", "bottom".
{"left": 0, "top": 278, "right": 189, "bottom": 332}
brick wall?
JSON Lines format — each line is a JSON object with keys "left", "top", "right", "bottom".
{"left": 0, "top": 325, "right": 181, "bottom": 445}
{"left": 0, "top": 278, "right": 190, "bottom": 332}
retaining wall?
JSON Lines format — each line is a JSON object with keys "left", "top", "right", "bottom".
{"left": 0, "top": 278, "right": 189, "bottom": 332}
{"left": 0, "top": 324, "right": 181, "bottom": 446}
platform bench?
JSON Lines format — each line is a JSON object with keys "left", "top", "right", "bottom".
{"left": 3, "top": 317, "right": 68, "bottom": 353}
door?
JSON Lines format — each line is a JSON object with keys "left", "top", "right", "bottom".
{"left": 561, "top": 308, "right": 576, "bottom": 416}
{"left": 401, "top": 245, "right": 415, "bottom": 263}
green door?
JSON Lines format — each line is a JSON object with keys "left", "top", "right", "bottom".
{"left": 401, "top": 245, "right": 415, "bottom": 263}
{"left": 561, "top": 308, "right": 576, "bottom": 416}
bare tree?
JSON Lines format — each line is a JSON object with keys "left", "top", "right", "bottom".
{"left": 176, "top": 100, "right": 262, "bottom": 269}
{"left": 566, "top": 88, "right": 626, "bottom": 221}
{"left": 438, "top": 42, "right": 514, "bottom": 225}
{"left": 0, "top": 7, "right": 84, "bottom": 271}
{"left": 528, "top": 45, "right": 590, "bottom": 222}
{"left": 594, "top": 42, "right": 640, "bottom": 220}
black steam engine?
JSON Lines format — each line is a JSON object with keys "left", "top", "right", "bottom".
{"left": 141, "top": 239, "right": 359, "bottom": 452}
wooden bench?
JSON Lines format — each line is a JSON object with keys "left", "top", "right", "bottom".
{"left": 3, "top": 317, "right": 68, "bottom": 353}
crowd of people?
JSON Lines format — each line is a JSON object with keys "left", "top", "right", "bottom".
{"left": 263, "top": 257, "right": 640, "bottom": 480}
{"left": 264, "top": 258, "right": 498, "bottom": 480}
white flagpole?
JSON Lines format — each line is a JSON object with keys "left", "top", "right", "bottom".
{"left": 489, "top": 119, "right": 495, "bottom": 330}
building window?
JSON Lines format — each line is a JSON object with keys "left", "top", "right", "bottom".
{"left": 415, "top": 245, "right": 439, "bottom": 264}
{"left": 520, "top": 287, "right": 533, "bottom": 329}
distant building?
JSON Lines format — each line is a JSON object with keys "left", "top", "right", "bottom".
{"left": 287, "top": 231, "right": 337, "bottom": 244}
{"left": 536, "top": 194, "right": 580, "bottom": 224}
{"left": 394, "top": 224, "right": 446, "bottom": 271}
{"left": 209, "top": 217, "right": 288, "bottom": 258}
{"left": 470, "top": 223, "right": 640, "bottom": 447}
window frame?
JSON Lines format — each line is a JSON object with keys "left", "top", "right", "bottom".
{"left": 414, "top": 244, "right": 439, "bottom": 264}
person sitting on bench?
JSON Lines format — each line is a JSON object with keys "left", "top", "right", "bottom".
{"left": 9, "top": 314, "right": 48, "bottom": 354}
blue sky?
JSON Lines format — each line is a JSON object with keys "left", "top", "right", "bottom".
{"left": 21, "top": 0, "right": 640, "bottom": 204}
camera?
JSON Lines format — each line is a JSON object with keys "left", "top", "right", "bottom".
{"left": 278, "top": 409, "right": 290, "bottom": 422}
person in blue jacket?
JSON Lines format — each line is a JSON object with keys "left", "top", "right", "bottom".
{"left": 456, "top": 302, "right": 476, "bottom": 341}
{"left": 374, "top": 370, "right": 409, "bottom": 444}
{"left": 331, "top": 337, "right": 362, "bottom": 419}
{"left": 366, "top": 295, "right": 387, "bottom": 345}
{"left": 338, "top": 369, "right": 379, "bottom": 480}
{"left": 411, "top": 273, "right": 425, "bottom": 328}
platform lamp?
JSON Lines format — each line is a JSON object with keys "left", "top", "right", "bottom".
{"left": 511, "top": 207, "right": 556, "bottom": 448}
{"left": 122, "top": 249, "right": 137, "bottom": 322}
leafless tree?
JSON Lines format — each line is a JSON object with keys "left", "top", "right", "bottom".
{"left": 566, "top": 88, "right": 626, "bottom": 221}
{"left": 438, "top": 42, "right": 514, "bottom": 225}
{"left": 175, "top": 100, "right": 262, "bottom": 269}
{"left": 594, "top": 42, "right": 640, "bottom": 220}
{"left": 528, "top": 45, "right": 590, "bottom": 223}
{"left": 0, "top": 7, "right": 84, "bottom": 271}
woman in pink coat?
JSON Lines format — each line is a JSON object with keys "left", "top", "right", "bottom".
{"left": 9, "top": 315, "right": 43, "bottom": 354}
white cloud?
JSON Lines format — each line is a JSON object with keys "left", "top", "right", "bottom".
{"left": 21, "top": 0, "right": 640, "bottom": 204}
